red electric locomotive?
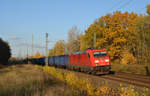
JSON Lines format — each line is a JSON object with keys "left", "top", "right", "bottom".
{"left": 68, "top": 49, "right": 111, "bottom": 74}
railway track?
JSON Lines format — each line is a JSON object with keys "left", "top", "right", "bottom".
{"left": 56, "top": 68, "right": 150, "bottom": 89}
{"left": 100, "top": 72, "right": 150, "bottom": 89}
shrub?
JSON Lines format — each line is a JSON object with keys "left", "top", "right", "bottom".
{"left": 42, "top": 66, "right": 150, "bottom": 96}
{"left": 121, "top": 51, "right": 136, "bottom": 65}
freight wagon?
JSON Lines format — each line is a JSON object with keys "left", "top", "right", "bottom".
{"left": 29, "top": 49, "right": 111, "bottom": 74}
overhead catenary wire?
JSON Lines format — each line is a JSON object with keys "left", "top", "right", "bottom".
{"left": 117, "top": 0, "right": 134, "bottom": 10}
{"left": 108, "top": 0, "right": 134, "bottom": 13}
{"left": 108, "top": 0, "right": 123, "bottom": 13}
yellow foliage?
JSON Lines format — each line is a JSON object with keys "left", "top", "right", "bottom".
{"left": 121, "top": 51, "right": 136, "bottom": 65}
{"left": 146, "top": 4, "right": 150, "bottom": 15}
{"left": 34, "top": 51, "right": 42, "bottom": 58}
{"left": 81, "top": 11, "right": 139, "bottom": 61}
{"left": 99, "top": 86, "right": 111, "bottom": 95}
{"left": 119, "top": 86, "right": 139, "bottom": 96}
{"left": 49, "top": 40, "right": 65, "bottom": 56}
{"left": 65, "top": 72, "right": 78, "bottom": 87}
{"left": 41, "top": 66, "right": 149, "bottom": 96}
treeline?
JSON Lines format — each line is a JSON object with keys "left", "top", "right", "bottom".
{"left": 48, "top": 5, "right": 150, "bottom": 67}
{"left": 0, "top": 38, "right": 11, "bottom": 65}
{"left": 29, "top": 51, "right": 44, "bottom": 58}
{"left": 49, "top": 26, "right": 81, "bottom": 56}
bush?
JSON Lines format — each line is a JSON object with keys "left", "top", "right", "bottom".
{"left": 0, "top": 38, "right": 11, "bottom": 65}
{"left": 112, "top": 63, "right": 147, "bottom": 75}
{"left": 42, "top": 66, "right": 150, "bottom": 96}
{"left": 121, "top": 51, "right": 136, "bottom": 65}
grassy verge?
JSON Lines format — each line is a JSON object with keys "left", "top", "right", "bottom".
{"left": 42, "top": 66, "right": 150, "bottom": 96}
{"left": 1, "top": 64, "right": 149, "bottom": 96}
{"left": 111, "top": 63, "right": 147, "bottom": 75}
{"left": 0, "top": 64, "right": 79, "bottom": 96}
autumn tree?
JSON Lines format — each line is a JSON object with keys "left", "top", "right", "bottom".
{"left": 48, "top": 26, "right": 82, "bottom": 56}
{"left": 81, "top": 11, "right": 139, "bottom": 63}
{"left": 147, "top": 4, "right": 150, "bottom": 15}
{"left": 0, "top": 38, "right": 11, "bottom": 65}
{"left": 145, "top": 5, "right": 150, "bottom": 71}
{"left": 34, "top": 51, "right": 42, "bottom": 58}
{"left": 48, "top": 49, "right": 55, "bottom": 56}
{"left": 49, "top": 40, "right": 65, "bottom": 56}
{"left": 135, "top": 5, "right": 150, "bottom": 73}
{"left": 67, "top": 26, "right": 81, "bottom": 54}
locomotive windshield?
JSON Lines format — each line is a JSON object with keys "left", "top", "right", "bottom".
{"left": 93, "top": 51, "right": 107, "bottom": 57}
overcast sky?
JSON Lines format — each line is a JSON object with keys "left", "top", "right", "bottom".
{"left": 0, "top": 0, "right": 150, "bottom": 57}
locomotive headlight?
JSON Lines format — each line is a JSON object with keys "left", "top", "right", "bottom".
{"left": 105, "top": 59, "right": 109, "bottom": 62}
{"left": 94, "top": 60, "right": 99, "bottom": 63}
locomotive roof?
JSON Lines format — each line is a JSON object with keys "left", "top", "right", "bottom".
{"left": 71, "top": 49, "right": 107, "bottom": 55}
{"left": 72, "top": 51, "right": 86, "bottom": 55}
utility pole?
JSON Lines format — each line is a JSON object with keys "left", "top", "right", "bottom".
{"left": 45, "top": 33, "right": 48, "bottom": 66}
{"left": 32, "top": 34, "right": 34, "bottom": 58}
{"left": 63, "top": 40, "right": 66, "bottom": 55}
{"left": 93, "top": 32, "right": 96, "bottom": 49}
{"left": 27, "top": 45, "right": 28, "bottom": 64}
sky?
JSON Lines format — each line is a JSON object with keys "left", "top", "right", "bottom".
{"left": 0, "top": 0, "right": 150, "bottom": 57}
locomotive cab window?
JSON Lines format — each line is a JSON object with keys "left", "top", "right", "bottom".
{"left": 93, "top": 51, "right": 107, "bottom": 57}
